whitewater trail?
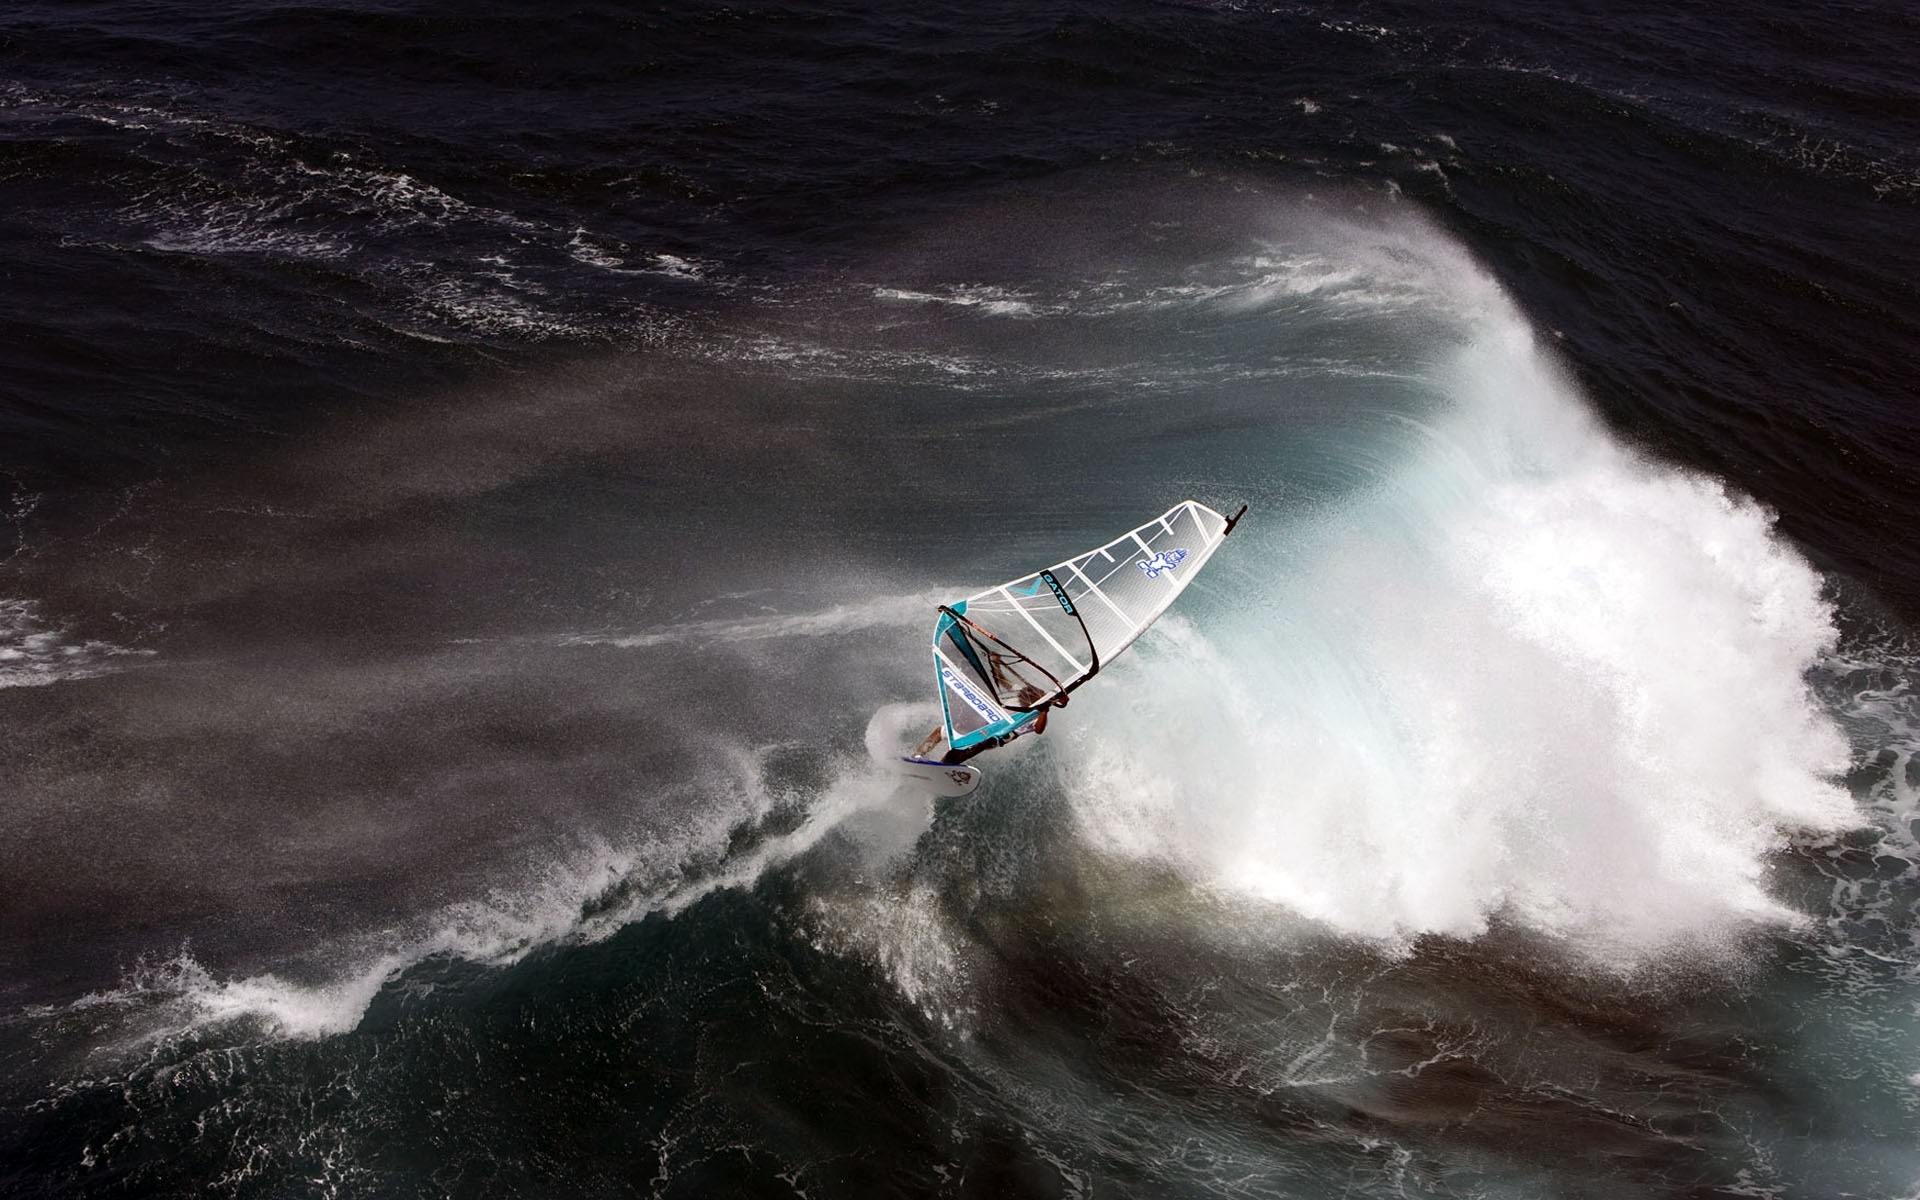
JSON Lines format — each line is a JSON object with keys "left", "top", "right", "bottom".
{"left": 47, "top": 757, "right": 917, "bottom": 1052}
{"left": 35, "top": 597, "right": 941, "bottom": 1054}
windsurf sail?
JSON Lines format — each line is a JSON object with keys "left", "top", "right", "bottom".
{"left": 932, "top": 499, "right": 1245, "bottom": 755}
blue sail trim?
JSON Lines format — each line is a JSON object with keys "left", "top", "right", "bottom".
{"left": 934, "top": 599, "right": 1039, "bottom": 751}
{"left": 950, "top": 710, "right": 1035, "bottom": 752}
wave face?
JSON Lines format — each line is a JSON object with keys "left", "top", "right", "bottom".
{"left": 3, "top": 2, "right": 1918, "bottom": 1197}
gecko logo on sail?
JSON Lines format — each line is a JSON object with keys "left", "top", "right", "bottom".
{"left": 1138, "top": 549, "right": 1188, "bottom": 579}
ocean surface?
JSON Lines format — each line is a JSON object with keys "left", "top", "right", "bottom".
{"left": 2, "top": 2, "right": 1917, "bottom": 1196}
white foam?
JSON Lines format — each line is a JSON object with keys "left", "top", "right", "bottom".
{"left": 564, "top": 231, "right": 712, "bottom": 279}
{"left": 874, "top": 284, "right": 1044, "bottom": 318}
{"left": 0, "top": 599, "right": 151, "bottom": 688}
{"left": 1053, "top": 227, "right": 1858, "bottom": 968}
{"left": 400, "top": 267, "right": 589, "bottom": 340}
{"left": 11, "top": 85, "right": 704, "bottom": 341}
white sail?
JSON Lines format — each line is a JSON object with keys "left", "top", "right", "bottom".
{"left": 932, "top": 499, "right": 1241, "bottom": 754}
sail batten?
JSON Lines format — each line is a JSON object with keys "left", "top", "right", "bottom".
{"left": 997, "top": 586, "right": 1089, "bottom": 674}
{"left": 932, "top": 499, "right": 1238, "bottom": 752}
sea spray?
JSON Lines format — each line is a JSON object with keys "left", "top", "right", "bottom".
{"left": 1055, "top": 235, "right": 1857, "bottom": 965}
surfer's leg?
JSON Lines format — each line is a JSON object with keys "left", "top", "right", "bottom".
{"left": 912, "top": 726, "right": 944, "bottom": 758}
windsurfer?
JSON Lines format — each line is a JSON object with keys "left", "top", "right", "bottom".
{"left": 915, "top": 684, "right": 1056, "bottom": 765}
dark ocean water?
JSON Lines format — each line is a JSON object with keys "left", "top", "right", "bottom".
{"left": 2, "top": 2, "right": 1918, "bottom": 1196}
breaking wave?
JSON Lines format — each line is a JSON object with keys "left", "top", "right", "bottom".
{"left": 1048, "top": 221, "right": 1858, "bottom": 967}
